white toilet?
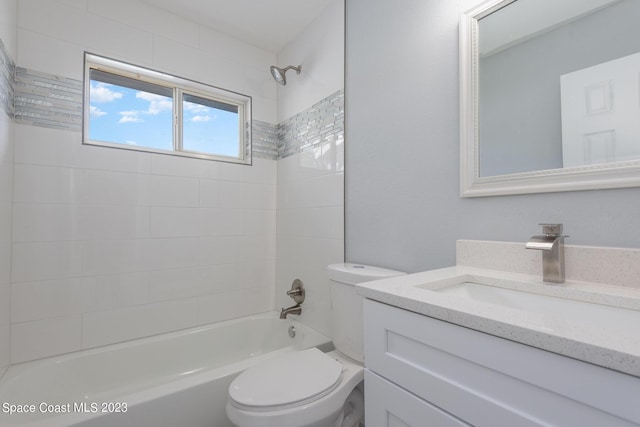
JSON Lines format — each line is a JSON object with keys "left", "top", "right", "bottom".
{"left": 226, "top": 263, "right": 405, "bottom": 427}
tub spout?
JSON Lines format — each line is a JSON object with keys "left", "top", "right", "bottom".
{"left": 280, "top": 304, "right": 301, "bottom": 319}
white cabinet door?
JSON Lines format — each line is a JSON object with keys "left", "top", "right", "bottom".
{"left": 364, "top": 299, "right": 640, "bottom": 427}
{"left": 365, "top": 369, "right": 471, "bottom": 427}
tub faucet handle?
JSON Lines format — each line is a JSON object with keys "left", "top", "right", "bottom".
{"left": 286, "top": 279, "right": 305, "bottom": 304}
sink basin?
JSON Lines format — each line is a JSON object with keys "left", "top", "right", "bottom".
{"left": 434, "top": 281, "right": 640, "bottom": 335}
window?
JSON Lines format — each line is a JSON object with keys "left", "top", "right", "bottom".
{"left": 83, "top": 53, "right": 251, "bottom": 164}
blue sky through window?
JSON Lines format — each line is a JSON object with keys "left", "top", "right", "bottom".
{"left": 183, "top": 96, "right": 240, "bottom": 158}
{"left": 89, "top": 81, "right": 173, "bottom": 150}
{"left": 89, "top": 78, "right": 241, "bottom": 157}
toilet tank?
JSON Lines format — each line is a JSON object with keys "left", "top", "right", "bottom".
{"left": 327, "top": 263, "right": 405, "bottom": 363}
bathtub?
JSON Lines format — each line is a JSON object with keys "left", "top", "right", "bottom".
{"left": 0, "top": 312, "right": 330, "bottom": 427}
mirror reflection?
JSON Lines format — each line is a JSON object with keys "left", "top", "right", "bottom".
{"left": 478, "top": 0, "right": 640, "bottom": 178}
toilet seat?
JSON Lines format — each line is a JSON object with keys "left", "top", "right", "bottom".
{"left": 229, "top": 348, "right": 343, "bottom": 411}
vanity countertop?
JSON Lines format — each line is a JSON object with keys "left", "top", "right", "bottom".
{"left": 356, "top": 265, "right": 640, "bottom": 377}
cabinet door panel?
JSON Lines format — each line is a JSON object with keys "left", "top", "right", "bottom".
{"left": 364, "top": 299, "right": 640, "bottom": 427}
{"left": 365, "top": 370, "right": 471, "bottom": 427}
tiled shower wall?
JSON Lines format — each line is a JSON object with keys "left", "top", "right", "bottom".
{"left": 275, "top": 0, "right": 345, "bottom": 337}
{"left": 0, "top": 0, "right": 17, "bottom": 376}
{"left": 5, "top": 0, "right": 344, "bottom": 363}
{"left": 10, "top": 0, "right": 279, "bottom": 363}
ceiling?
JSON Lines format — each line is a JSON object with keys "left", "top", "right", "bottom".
{"left": 142, "top": 0, "right": 334, "bottom": 53}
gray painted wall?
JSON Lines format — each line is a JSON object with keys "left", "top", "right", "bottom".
{"left": 345, "top": 0, "right": 640, "bottom": 274}
{"left": 480, "top": 0, "right": 640, "bottom": 177}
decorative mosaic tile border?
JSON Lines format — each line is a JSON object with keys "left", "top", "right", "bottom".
{"left": 10, "top": 66, "right": 343, "bottom": 162}
{"left": 277, "top": 90, "right": 344, "bottom": 160}
{"left": 252, "top": 120, "right": 278, "bottom": 160}
{"left": 14, "top": 67, "right": 83, "bottom": 130}
{"left": 0, "top": 38, "right": 15, "bottom": 118}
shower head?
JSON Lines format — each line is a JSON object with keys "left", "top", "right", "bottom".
{"left": 270, "top": 65, "right": 302, "bottom": 85}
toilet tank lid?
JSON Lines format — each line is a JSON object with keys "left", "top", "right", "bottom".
{"left": 327, "top": 263, "right": 405, "bottom": 285}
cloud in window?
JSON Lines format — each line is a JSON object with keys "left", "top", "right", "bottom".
{"left": 184, "top": 102, "right": 209, "bottom": 114}
{"left": 136, "top": 92, "right": 172, "bottom": 115}
{"left": 90, "top": 82, "right": 123, "bottom": 103}
{"left": 119, "top": 110, "right": 143, "bottom": 123}
{"left": 90, "top": 105, "right": 107, "bottom": 117}
{"left": 191, "top": 115, "right": 211, "bottom": 122}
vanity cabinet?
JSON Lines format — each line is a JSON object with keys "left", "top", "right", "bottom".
{"left": 363, "top": 299, "right": 640, "bottom": 427}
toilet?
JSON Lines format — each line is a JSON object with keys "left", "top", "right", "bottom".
{"left": 226, "top": 263, "right": 405, "bottom": 427}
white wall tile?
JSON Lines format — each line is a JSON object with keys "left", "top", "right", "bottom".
{"left": 12, "top": 204, "right": 150, "bottom": 242}
{"left": 199, "top": 179, "right": 219, "bottom": 207}
{"left": 244, "top": 158, "right": 277, "bottom": 185}
{"left": 0, "top": 243, "right": 10, "bottom": 288}
{"left": 240, "top": 234, "right": 276, "bottom": 262}
{"left": 14, "top": 125, "right": 153, "bottom": 174}
{"left": 73, "top": 143, "right": 152, "bottom": 174}
{"left": 198, "top": 25, "right": 275, "bottom": 73}
{"left": 14, "top": 124, "right": 76, "bottom": 167}
{"left": 0, "top": 115, "right": 14, "bottom": 166}
{"left": 199, "top": 160, "right": 246, "bottom": 182}
{"left": 276, "top": 147, "right": 345, "bottom": 338}
{"left": 11, "top": 278, "right": 86, "bottom": 323}
{"left": 0, "top": 283, "right": 10, "bottom": 372}
{"left": 12, "top": 204, "right": 77, "bottom": 242}
{"left": 276, "top": 0, "right": 344, "bottom": 122}
{"left": 276, "top": 236, "right": 343, "bottom": 336}
{"left": 82, "top": 299, "right": 198, "bottom": 348}
{"left": 13, "top": 164, "right": 81, "bottom": 204}
{"left": 16, "top": 29, "right": 84, "bottom": 80}
{"left": 142, "top": 174, "right": 200, "bottom": 207}
{"left": 77, "top": 205, "right": 150, "bottom": 240}
{"left": 198, "top": 236, "right": 241, "bottom": 266}
{"left": 83, "top": 238, "right": 199, "bottom": 276}
{"left": 239, "top": 260, "right": 276, "bottom": 292}
{"left": 218, "top": 180, "right": 247, "bottom": 208}
{"left": 88, "top": 0, "right": 199, "bottom": 48}
{"left": 11, "top": 0, "right": 289, "bottom": 359}
{"left": 151, "top": 153, "right": 208, "bottom": 179}
{"left": 244, "top": 183, "right": 277, "bottom": 209}
{"left": 79, "top": 169, "right": 146, "bottom": 206}
{"left": 0, "top": 0, "right": 18, "bottom": 58}
{"left": 150, "top": 207, "right": 201, "bottom": 238}
{"left": 11, "top": 273, "right": 150, "bottom": 324}
{"left": 55, "top": 0, "right": 87, "bottom": 10}
{"left": 19, "top": 0, "right": 154, "bottom": 66}
{"left": 148, "top": 264, "right": 238, "bottom": 302}
{"left": 11, "top": 316, "right": 81, "bottom": 363}
{"left": 219, "top": 181, "right": 276, "bottom": 210}
{"left": 81, "top": 272, "right": 149, "bottom": 312}
{"left": 244, "top": 209, "right": 276, "bottom": 236}
{"left": 12, "top": 241, "right": 84, "bottom": 283}
{"left": 152, "top": 35, "right": 246, "bottom": 95}
{"left": 197, "top": 287, "right": 273, "bottom": 325}
{"left": 0, "top": 35, "right": 13, "bottom": 374}
{"left": 198, "top": 208, "right": 244, "bottom": 237}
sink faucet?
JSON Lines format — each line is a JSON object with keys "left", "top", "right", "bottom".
{"left": 525, "top": 223, "right": 568, "bottom": 284}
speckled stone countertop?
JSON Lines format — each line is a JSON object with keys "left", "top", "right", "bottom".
{"left": 356, "top": 265, "right": 640, "bottom": 377}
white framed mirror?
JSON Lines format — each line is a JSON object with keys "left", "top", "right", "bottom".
{"left": 460, "top": 0, "right": 640, "bottom": 197}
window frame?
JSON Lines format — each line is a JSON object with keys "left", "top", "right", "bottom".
{"left": 83, "top": 52, "right": 252, "bottom": 165}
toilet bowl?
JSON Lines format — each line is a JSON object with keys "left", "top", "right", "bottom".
{"left": 225, "top": 263, "right": 405, "bottom": 427}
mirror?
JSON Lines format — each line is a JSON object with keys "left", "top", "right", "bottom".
{"left": 460, "top": 0, "right": 640, "bottom": 197}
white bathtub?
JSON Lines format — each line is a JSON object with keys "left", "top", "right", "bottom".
{"left": 0, "top": 312, "right": 330, "bottom": 427}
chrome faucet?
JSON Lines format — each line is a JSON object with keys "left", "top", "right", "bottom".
{"left": 525, "top": 223, "right": 568, "bottom": 284}
{"left": 280, "top": 304, "right": 302, "bottom": 319}
{"left": 280, "top": 279, "right": 305, "bottom": 319}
